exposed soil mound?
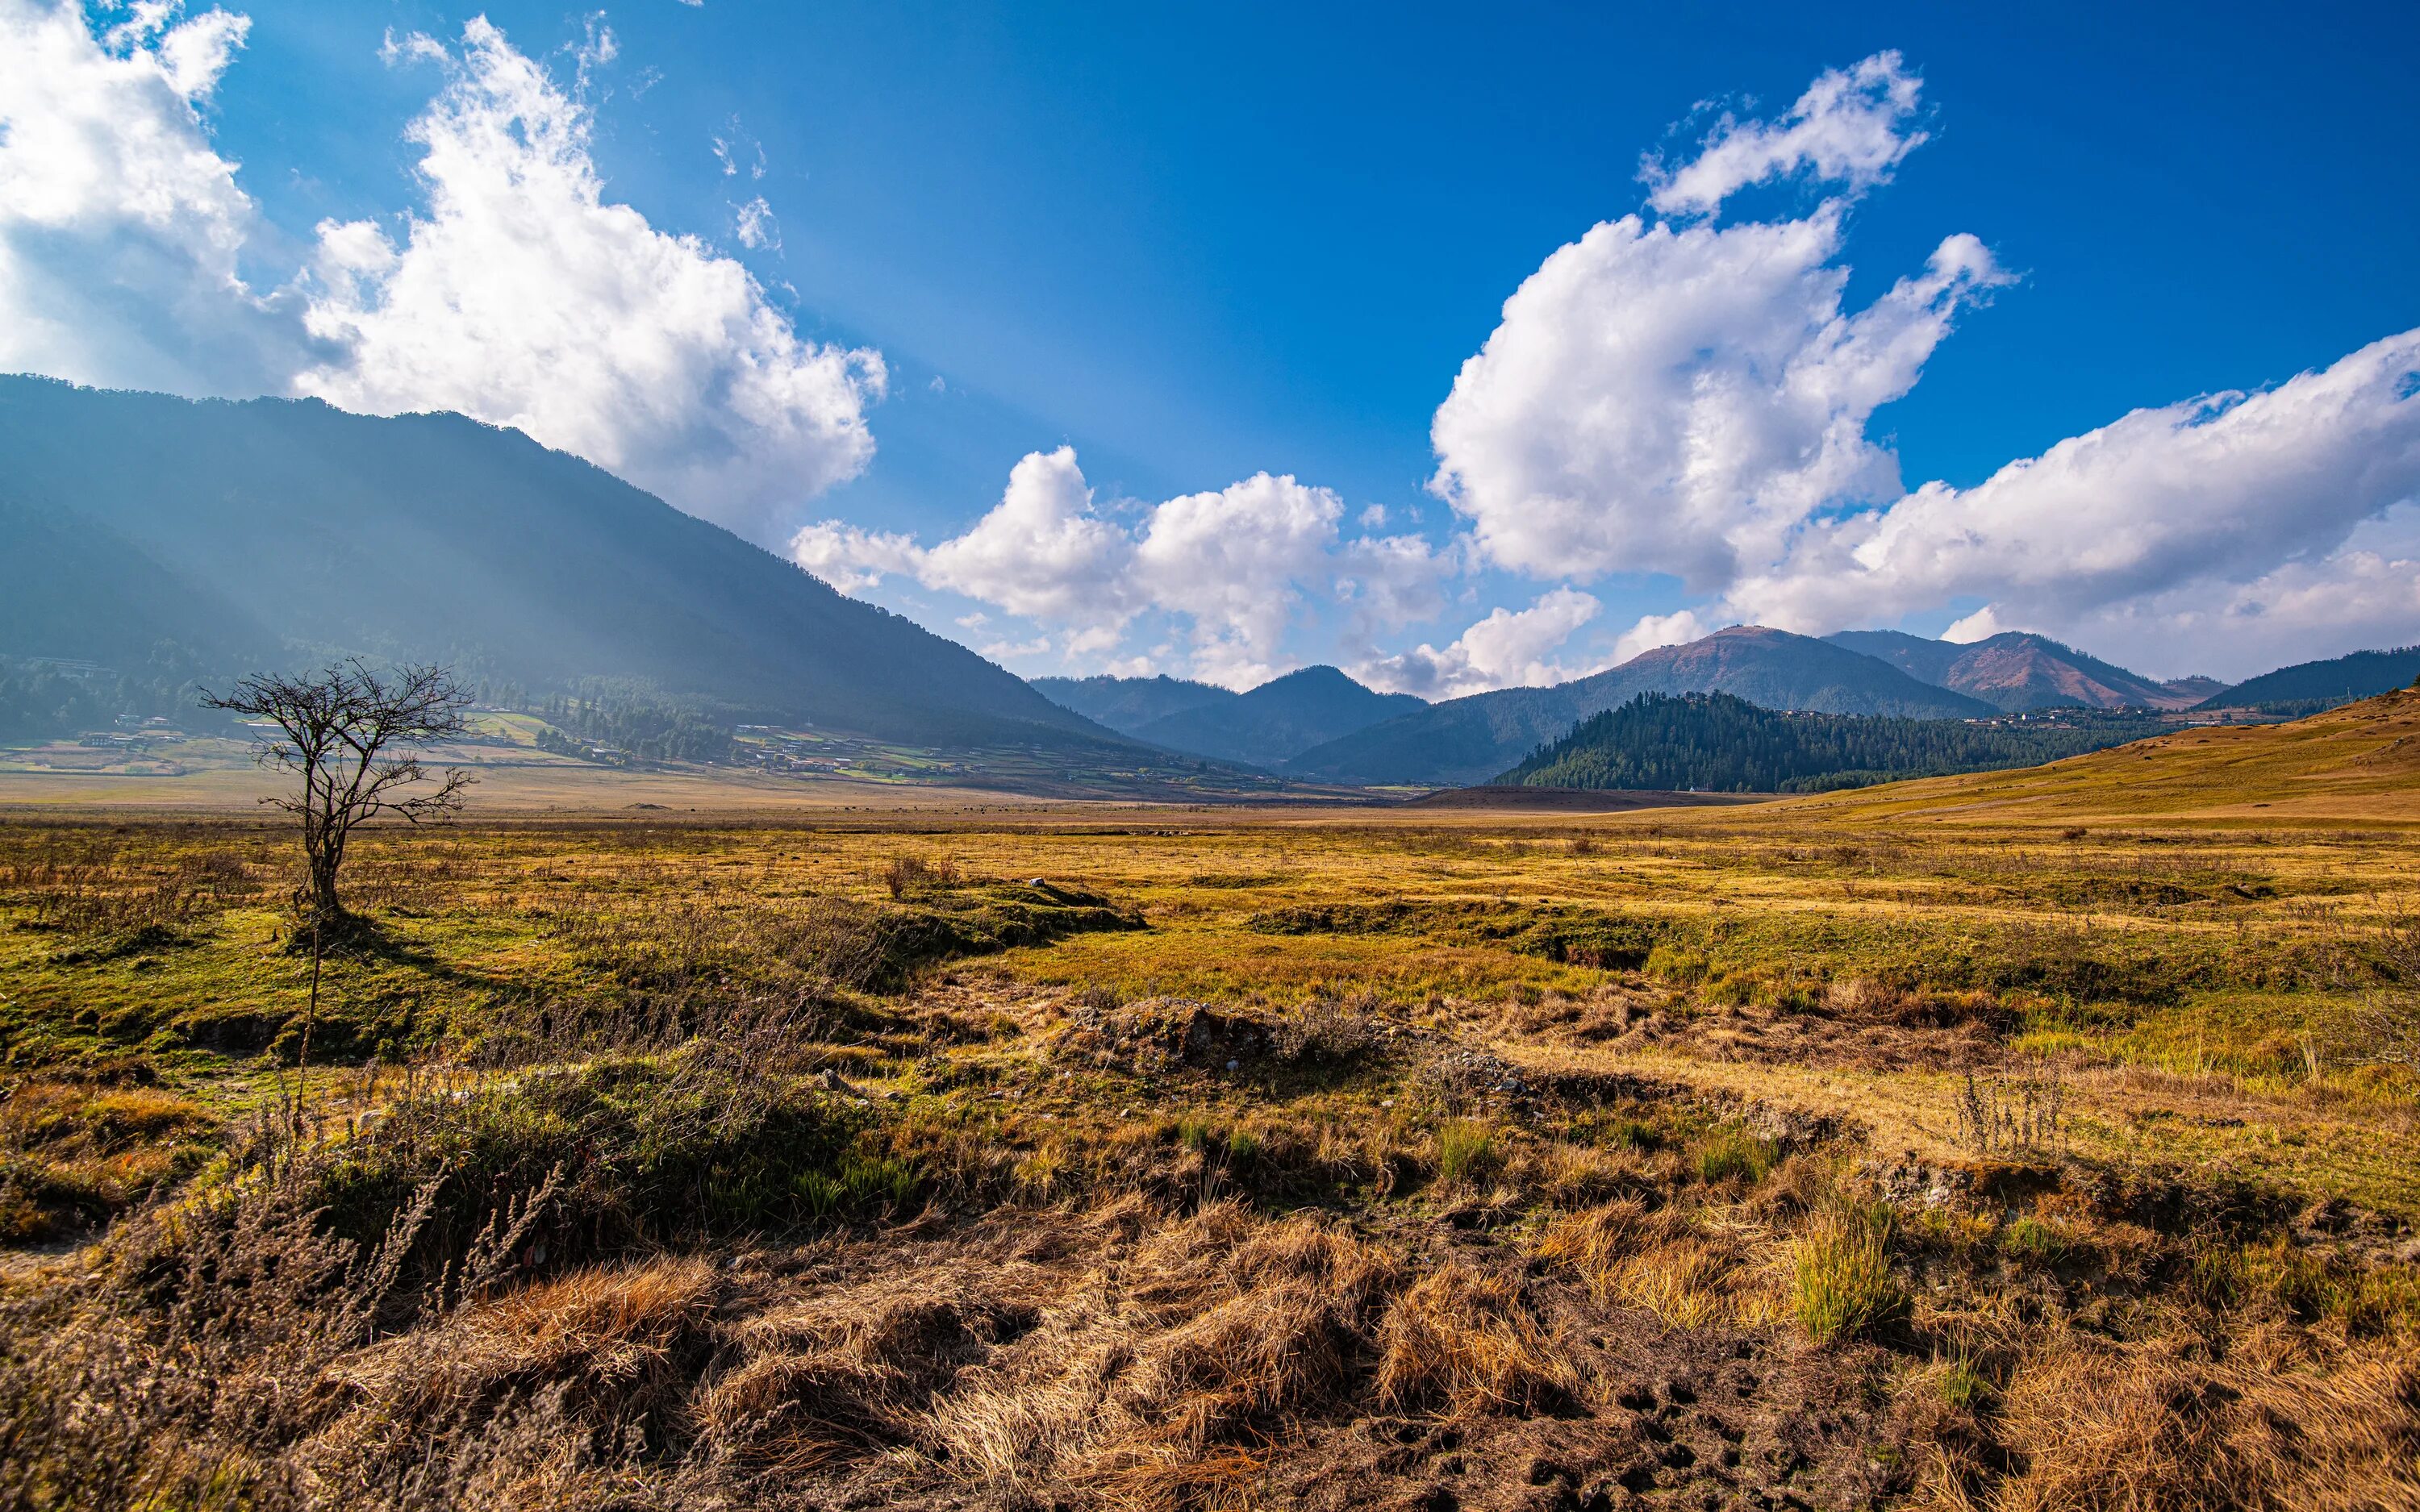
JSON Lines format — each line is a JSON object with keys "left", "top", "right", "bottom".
{"left": 1060, "top": 994, "right": 1274, "bottom": 1071}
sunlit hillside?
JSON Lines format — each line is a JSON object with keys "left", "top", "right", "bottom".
{"left": 1780, "top": 687, "right": 2420, "bottom": 826}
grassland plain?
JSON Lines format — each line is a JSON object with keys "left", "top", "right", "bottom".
{"left": 1, "top": 697, "right": 2417, "bottom": 1510}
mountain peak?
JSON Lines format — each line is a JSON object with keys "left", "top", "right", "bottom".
{"left": 1254, "top": 664, "right": 1358, "bottom": 691}
{"left": 1131, "top": 665, "right": 1422, "bottom": 768}
{"left": 1825, "top": 627, "right": 2193, "bottom": 711}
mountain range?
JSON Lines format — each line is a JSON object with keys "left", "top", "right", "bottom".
{"left": 6, "top": 378, "right": 2413, "bottom": 797}
{"left": 1029, "top": 674, "right": 1233, "bottom": 734}
{"left": 1823, "top": 629, "right": 2213, "bottom": 711}
{"left": 1034, "top": 666, "right": 1424, "bottom": 768}
{"left": 0, "top": 377, "right": 1126, "bottom": 753}
{"left": 1284, "top": 627, "right": 1999, "bottom": 787}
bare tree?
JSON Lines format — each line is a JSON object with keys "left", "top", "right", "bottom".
{"left": 205, "top": 660, "right": 474, "bottom": 934}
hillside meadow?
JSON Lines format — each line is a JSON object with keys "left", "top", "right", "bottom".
{"left": 1, "top": 698, "right": 2417, "bottom": 1509}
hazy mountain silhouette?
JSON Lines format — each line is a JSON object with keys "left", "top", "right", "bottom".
{"left": 0, "top": 377, "right": 1120, "bottom": 750}
{"left": 1036, "top": 666, "right": 1423, "bottom": 768}
{"left": 1129, "top": 666, "right": 1423, "bottom": 768}
{"left": 1032, "top": 674, "right": 1236, "bottom": 735}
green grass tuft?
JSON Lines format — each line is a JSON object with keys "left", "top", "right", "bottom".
{"left": 1695, "top": 1128, "right": 1778, "bottom": 1185}
{"left": 1791, "top": 1207, "right": 1905, "bottom": 1344}
{"left": 1435, "top": 1120, "right": 1498, "bottom": 1186}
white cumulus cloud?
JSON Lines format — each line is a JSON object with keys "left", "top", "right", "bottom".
{"left": 1431, "top": 204, "right": 2005, "bottom": 586}
{"left": 1726, "top": 331, "right": 2420, "bottom": 674}
{"left": 1356, "top": 588, "right": 1607, "bottom": 699}
{"left": 795, "top": 448, "right": 1446, "bottom": 688}
{"left": 1642, "top": 52, "right": 1926, "bottom": 216}
{"left": 1429, "top": 56, "right": 2006, "bottom": 596}
{"left": 0, "top": 0, "right": 304, "bottom": 395}
{"left": 297, "top": 19, "right": 882, "bottom": 544}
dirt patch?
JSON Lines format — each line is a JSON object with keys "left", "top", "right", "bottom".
{"left": 1250, "top": 900, "right": 1668, "bottom": 971}
{"left": 1558, "top": 993, "right": 2014, "bottom": 1074}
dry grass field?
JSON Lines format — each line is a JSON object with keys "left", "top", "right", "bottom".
{"left": 2, "top": 694, "right": 2418, "bottom": 1510}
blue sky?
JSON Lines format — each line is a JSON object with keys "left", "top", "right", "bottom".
{"left": 5, "top": 0, "right": 2418, "bottom": 688}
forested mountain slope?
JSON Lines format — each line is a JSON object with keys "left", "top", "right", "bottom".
{"left": 0, "top": 378, "right": 1115, "bottom": 750}
{"left": 2194, "top": 645, "right": 2420, "bottom": 714}
{"left": 1501, "top": 692, "right": 2165, "bottom": 792}
{"left": 1288, "top": 627, "right": 1992, "bottom": 787}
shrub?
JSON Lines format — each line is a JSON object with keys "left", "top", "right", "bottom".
{"left": 1791, "top": 1207, "right": 1905, "bottom": 1344}
{"left": 1272, "top": 994, "right": 1383, "bottom": 1066}
{"left": 881, "top": 853, "right": 959, "bottom": 898}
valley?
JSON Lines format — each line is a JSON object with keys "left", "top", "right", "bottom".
{"left": 6, "top": 13, "right": 2417, "bottom": 1510}
{"left": 2, "top": 696, "right": 2415, "bottom": 1509}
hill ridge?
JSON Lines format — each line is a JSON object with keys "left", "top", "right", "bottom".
{"left": 1775, "top": 687, "right": 2420, "bottom": 825}
{"left": 1287, "top": 626, "right": 1992, "bottom": 787}
{"left": 0, "top": 377, "right": 1120, "bottom": 752}
{"left": 1825, "top": 628, "right": 2199, "bottom": 711}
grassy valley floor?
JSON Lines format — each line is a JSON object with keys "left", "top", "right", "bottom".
{"left": 2, "top": 702, "right": 2418, "bottom": 1509}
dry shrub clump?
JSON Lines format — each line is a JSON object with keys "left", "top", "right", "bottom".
{"left": 0, "top": 1163, "right": 457, "bottom": 1511}
{"left": 1953, "top": 1068, "right": 2067, "bottom": 1156}
{"left": 882, "top": 852, "right": 961, "bottom": 899}
{"left": 1270, "top": 992, "right": 1386, "bottom": 1066}
{"left": 323, "top": 1256, "right": 721, "bottom": 1443}
{"left": 6, "top": 848, "right": 261, "bottom": 935}
{"left": 304, "top": 1256, "right": 723, "bottom": 1496}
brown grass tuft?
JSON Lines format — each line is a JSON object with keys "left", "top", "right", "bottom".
{"left": 1984, "top": 1340, "right": 2420, "bottom": 1511}
{"left": 1374, "top": 1263, "right": 1578, "bottom": 1415}
{"left": 1533, "top": 1198, "right": 1649, "bottom": 1302}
